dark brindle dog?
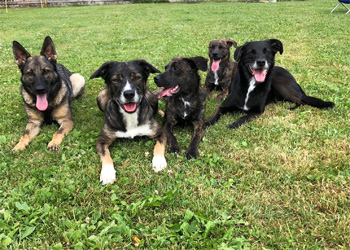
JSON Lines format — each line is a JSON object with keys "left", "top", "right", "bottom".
{"left": 154, "top": 56, "right": 208, "bottom": 160}
{"left": 12, "top": 36, "right": 85, "bottom": 151}
{"left": 206, "top": 39, "right": 335, "bottom": 129}
{"left": 204, "top": 39, "right": 238, "bottom": 101}
{"left": 90, "top": 60, "right": 166, "bottom": 185}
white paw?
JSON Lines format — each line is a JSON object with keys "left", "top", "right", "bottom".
{"left": 152, "top": 156, "right": 167, "bottom": 172}
{"left": 100, "top": 164, "right": 116, "bottom": 185}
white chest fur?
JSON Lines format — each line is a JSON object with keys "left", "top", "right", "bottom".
{"left": 242, "top": 78, "right": 256, "bottom": 111}
{"left": 214, "top": 71, "right": 219, "bottom": 86}
{"left": 115, "top": 108, "right": 153, "bottom": 139}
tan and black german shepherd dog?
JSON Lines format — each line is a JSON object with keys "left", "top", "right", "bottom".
{"left": 12, "top": 36, "right": 85, "bottom": 151}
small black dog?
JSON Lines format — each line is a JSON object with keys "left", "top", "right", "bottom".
{"left": 154, "top": 56, "right": 208, "bottom": 160}
{"left": 204, "top": 39, "right": 238, "bottom": 101}
{"left": 206, "top": 39, "right": 335, "bottom": 129}
{"left": 90, "top": 60, "right": 165, "bottom": 185}
{"left": 12, "top": 36, "right": 85, "bottom": 151}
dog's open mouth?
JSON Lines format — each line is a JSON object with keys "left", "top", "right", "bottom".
{"left": 122, "top": 102, "right": 139, "bottom": 113}
{"left": 158, "top": 85, "right": 180, "bottom": 99}
{"left": 211, "top": 59, "right": 221, "bottom": 72}
{"left": 249, "top": 66, "right": 268, "bottom": 83}
{"left": 36, "top": 94, "right": 48, "bottom": 111}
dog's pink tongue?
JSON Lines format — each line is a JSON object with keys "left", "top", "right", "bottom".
{"left": 253, "top": 69, "right": 267, "bottom": 82}
{"left": 211, "top": 59, "right": 221, "bottom": 72}
{"left": 159, "top": 88, "right": 172, "bottom": 99}
{"left": 36, "top": 94, "right": 48, "bottom": 111}
{"left": 123, "top": 103, "right": 137, "bottom": 112}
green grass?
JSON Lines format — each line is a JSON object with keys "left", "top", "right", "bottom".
{"left": 0, "top": 0, "right": 349, "bottom": 248}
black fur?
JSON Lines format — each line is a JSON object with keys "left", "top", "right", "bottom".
{"left": 154, "top": 56, "right": 208, "bottom": 159}
{"left": 206, "top": 39, "right": 334, "bottom": 129}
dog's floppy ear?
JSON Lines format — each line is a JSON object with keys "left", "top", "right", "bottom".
{"left": 40, "top": 36, "right": 58, "bottom": 63}
{"left": 13, "top": 41, "right": 31, "bottom": 69}
{"left": 267, "top": 39, "right": 283, "bottom": 55}
{"left": 225, "top": 39, "right": 238, "bottom": 49}
{"left": 186, "top": 56, "right": 208, "bottom": 72}
{"left": 134, "top": 60, "right": 161, "bottom": 75}
{"left": 233, "top": 44, "right": 245, "bottom": 62}
{"left": 90, "top": 61, "right": 116, "bottom": 80}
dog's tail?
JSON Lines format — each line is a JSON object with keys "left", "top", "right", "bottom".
{"left": 301, "top": 94, "right": 335, "bottom": 109}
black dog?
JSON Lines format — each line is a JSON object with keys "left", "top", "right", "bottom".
{"left": 204, "top": 39, "right": 238, "bottom": 101}
{"left": 206, "top": 39, "right": 335, "bottom": 129}
{"left": 90, "top": 60, "right": 166, "bottom": 185}
{"left": 154, "top": 56, "right": 208, "bottom": 160}
{"left": 12, "top": 36, "right": 85, "bottom": 151}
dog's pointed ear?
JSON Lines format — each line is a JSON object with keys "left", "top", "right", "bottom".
{"left": 90, "top": 61, "right": 116, "bottom": 80}
{"left": 40, "top": 36, "right": 58, "bottom": 63}
{"left": 225, "top": 39, "right": 238, "bottom": 49}
{"left": 13, "top": 41, "right": 31, "bottom": 69}
{"left": 233, "top": 45, "right": 244, "bottom": 62}
{"left": 187, "top": 56, "right": 208, "bottom": 72}
{"left": 134, "top": 60, "right": 161, "bottom": 75}
{"left": 267, "top": 39, "right": 283, "bottom": 55}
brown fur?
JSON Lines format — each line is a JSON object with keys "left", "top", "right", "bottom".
{"left": 12, "top": 36, "right": 85, "bottom": 151}
{"left": 204, "top": 39, "right": 238, "bottom": 101}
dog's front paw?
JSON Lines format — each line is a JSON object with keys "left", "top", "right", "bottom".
{"left": 12, "top": 142, "right": 27, "bottom": 151}
{"left": 226, "top": 123, "right": 240, "bottom": 130}
{"left": 168, "top": 146, "right": 180, "bottom": 154}
{"left": 185, "top": 149, "right": 198, "bottom": 160}
{"left": 100, "top": 164, "right": 116, "bottom": 185}
{"left": 47, "top": 141, "right": 60, "bottom": 151}
{"left": 152, "top": 156, "right": 167, "bottom": 172}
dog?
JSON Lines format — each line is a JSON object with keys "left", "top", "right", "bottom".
{"left": 206, "top": 39, "right": 335, "bottom": 129}
{"left": 90, "top": 60, "right": 167, "bottom": 185}
{"left": 12, "top": 36, "right": 85, "bottom": 151}
{"left": 154, "top": 56, "right": 208, "bottom": 160}
{"left": 204, "top": 39, "right": 238, "bottom": 101}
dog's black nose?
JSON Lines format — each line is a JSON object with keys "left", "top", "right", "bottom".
{"left": 36, "top": 85, "right": 45, "bottom": 94}
{"left": 154, "top": 75, "right": 159, "bottom": 84}
{"left": 256, "top": 60, "right": 266, "bottom": 68}
{"left": 123, "top": 90, "right": 135, "bottom": 100}
{"left": 213, "top": 52, "right": 218, "bottom": 57}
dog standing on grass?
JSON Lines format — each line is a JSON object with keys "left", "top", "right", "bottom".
{"left": 204, "top": 39, "right": 238, "bottom": 101}
{"left": 90, "top": 60, "right": 167, "bottom": 185}
{"left": 154, "top": 56, "right": 208, "bottom": 160}
{"left": 206, "top": 39, "right": 335, "bottom": 129}
{"left": 12, "top": 36, "right": 85, "bottom": 151}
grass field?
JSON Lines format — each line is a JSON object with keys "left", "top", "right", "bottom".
{"left": 0, "top": 0, "right": 349, "bottom": 248}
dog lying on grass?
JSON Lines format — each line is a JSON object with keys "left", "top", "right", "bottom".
{"left": 204, "top": 39, "right": 238, "bottom": 101}
{"left": 12, "top": 36, "right": 85, "bottom": 151}
{"left": 154, "top": 56, "right": 208, "bottom": 160}
{"left": 206, "top": 39, "right": 335, "bottom": 129}
{"left": 90, "top": 60, "right": 167, "bottom": 185}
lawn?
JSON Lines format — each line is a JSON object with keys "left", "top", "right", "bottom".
{"left": 0, "top": 0, "right": 349, "bottom": 249}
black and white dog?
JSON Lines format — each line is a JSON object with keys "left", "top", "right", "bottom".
{"left": 90, "top": 60, "right": 166, "bottom": 185}
{"left": 206, "top": 39, "right": 335, "bottom": 129}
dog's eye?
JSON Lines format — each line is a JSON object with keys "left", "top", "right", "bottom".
{"left": 172, "top": 64, "right": 178, "bottom": 71}
{"left": 219, "top": 45, "right": 224, "bottom": 50}
{"left": 43, "top": 68, "right": 51, "bottom": 75}
{"left": 134, "top": 75, "right": 142, "bottom": 81}
{"left": 263, "top": 48, "right": 270, "bottom": 54}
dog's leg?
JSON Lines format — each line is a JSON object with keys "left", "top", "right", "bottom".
{"left": 164, "top": 121, "right": 180, "bottom": 154}
{"left": 215, "top": 89, "right": 229, "bottom": 102}
{"left": 152, "top": 134, "right": 167, "bottom": 172}
{"left": 48, "top": 106, "right": 73, "bottom": 150}
{"left": 70, "top": 73, "right": 86, "bottom": 99}
{"left": 226, "top": 112, "right": 261, "bottom": 130}
{"left": 186, "top": 120, "right": 204, "bottom": 159}
{"left": 12, "top": 120, "right": 42, "bottom": 151}
{"left": 96, "top": 127, "right": 118, "bottom": 185}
